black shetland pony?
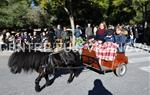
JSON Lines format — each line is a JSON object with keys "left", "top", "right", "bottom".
{"left": 8, "top": 49, "right": 83, "bottom": 92}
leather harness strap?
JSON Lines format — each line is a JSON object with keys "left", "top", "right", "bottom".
{"left": 47, "top": 54, "right": 55, "bottom": 74}
{"left": 60, "top": 53, "right": 68, "bottom": 65}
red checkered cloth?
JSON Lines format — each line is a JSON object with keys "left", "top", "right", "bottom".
{"left": 83, "top": 41, "right": 119, "bottom": 63}
{"left": 100, "top": 42, "right": 118, "bottom": 61}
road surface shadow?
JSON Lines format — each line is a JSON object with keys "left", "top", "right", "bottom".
{"left": 36, "top": 68, "right": 83, "bottom": 92}
{"left": 88, "top": 79, "right": 113, "bottom": 95}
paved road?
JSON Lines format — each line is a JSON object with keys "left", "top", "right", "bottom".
{"left": 0, "top": 45, "right": 150, "bottom": 95}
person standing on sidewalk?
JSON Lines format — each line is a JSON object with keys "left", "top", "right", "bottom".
{"left": 61, "top": 27, "right": 70, "bottom": 47}
{"left": 130, "top": 31, "right": 134, "bottom": 46}
{"left": 48, "top": 28, "right": 56, "bottom": 49}
{"left": 0, "top": 33, "right": 5, "bottom": 51}
{"left": 74, "top": 25, "right": 82, "bottom": 38}
{"left": 85, "top": 23, "right": 93, "bottom": 39}
{"left": 55, "top": 24, "right": 63, "bottom": 48}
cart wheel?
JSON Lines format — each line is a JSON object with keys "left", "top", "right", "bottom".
{"left": 114, "top": 64, "right": 127, "bottom": 77}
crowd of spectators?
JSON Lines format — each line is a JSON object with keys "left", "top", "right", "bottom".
{"left": 0, "top": 25, "right": 72, "bottom": 51}
{"left": 0, "top": 23, "right": 149, "bottom": 51}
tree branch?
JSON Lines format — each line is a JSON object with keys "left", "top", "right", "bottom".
{"left": 63, "top": 6, "right": 70, "bottom": 15}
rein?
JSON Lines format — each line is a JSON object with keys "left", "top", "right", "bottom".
{"left": 54, "top": 66, "right": 87, "bottom": 69}
{"left": 42, "top": 65, "right": 87, "bottom": 70}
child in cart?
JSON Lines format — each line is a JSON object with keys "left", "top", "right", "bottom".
{"left": 104, "top": 29, "right": 115, "bottom": 42}
{"left": 114, "top": 25, "right": 128, "bottom": 53}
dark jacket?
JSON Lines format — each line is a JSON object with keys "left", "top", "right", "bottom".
{"left": 55, "top": 29, "right": 62, "bottom": 39}
{"left": 104, "top": 29, "right": 115, "bottom": 42}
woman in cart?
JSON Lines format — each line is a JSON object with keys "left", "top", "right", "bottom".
{"left": 95, "top": 22, "right": 107, "bottom": 41}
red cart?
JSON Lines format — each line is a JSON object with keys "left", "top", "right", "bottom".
{"left": 82, "top": 48, "right": 128, "bottom": 77}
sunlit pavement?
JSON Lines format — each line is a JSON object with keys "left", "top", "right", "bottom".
{"left": 0, "top": 44, "right": 149, "bottom": 95}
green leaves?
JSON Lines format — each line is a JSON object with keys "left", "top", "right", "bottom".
{"left": 112, "top": 0, "right": 123, "bottom": 7}
{"left": 90, "top": 0, "right": 109, "bottom": 9}
{"left": 0, "top": 0, "right": 150, "bottom": 29}
{"left": 0, "top": 0, "right": 54, "bottom": 28}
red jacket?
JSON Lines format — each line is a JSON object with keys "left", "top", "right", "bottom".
{"left": 96, "top": 29, "right": 106, "bottom": 36}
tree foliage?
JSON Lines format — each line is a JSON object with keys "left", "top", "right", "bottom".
{"left": 0, "top": 0, "right": 150, "bottom": 29}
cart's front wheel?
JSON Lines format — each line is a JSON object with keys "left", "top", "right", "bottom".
{"left": 114, "top": 64, "right": 127, "bottom": 77}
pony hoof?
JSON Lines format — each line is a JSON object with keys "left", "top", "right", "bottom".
{"left": 35, "top": 85, "right": 41, "bottom": 92}
{"left": 46, "top": 81, "right": 53, "bottom": 86}
{"left": 67, "top": 79, "right": 73, "bottom": 83}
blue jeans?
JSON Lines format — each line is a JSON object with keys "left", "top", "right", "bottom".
{"left": 118, "top": 43, "right": 125, "bottom": 53}
{"left": 130, "top": 39, "right": 134, "bottom": 46}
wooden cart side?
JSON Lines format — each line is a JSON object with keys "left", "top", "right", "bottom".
{"left": 112, "top": 53, "right": 128, "bottom": 69}
{"left": 82, "top": 49, "right": 101, "bottom": 70}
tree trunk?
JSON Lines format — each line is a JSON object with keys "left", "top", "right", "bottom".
{"left": 63, "top": 6, "right": 75, "bottom": 47}
{"left": 69, "top": 15, "right": 75, "bottom": 47}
